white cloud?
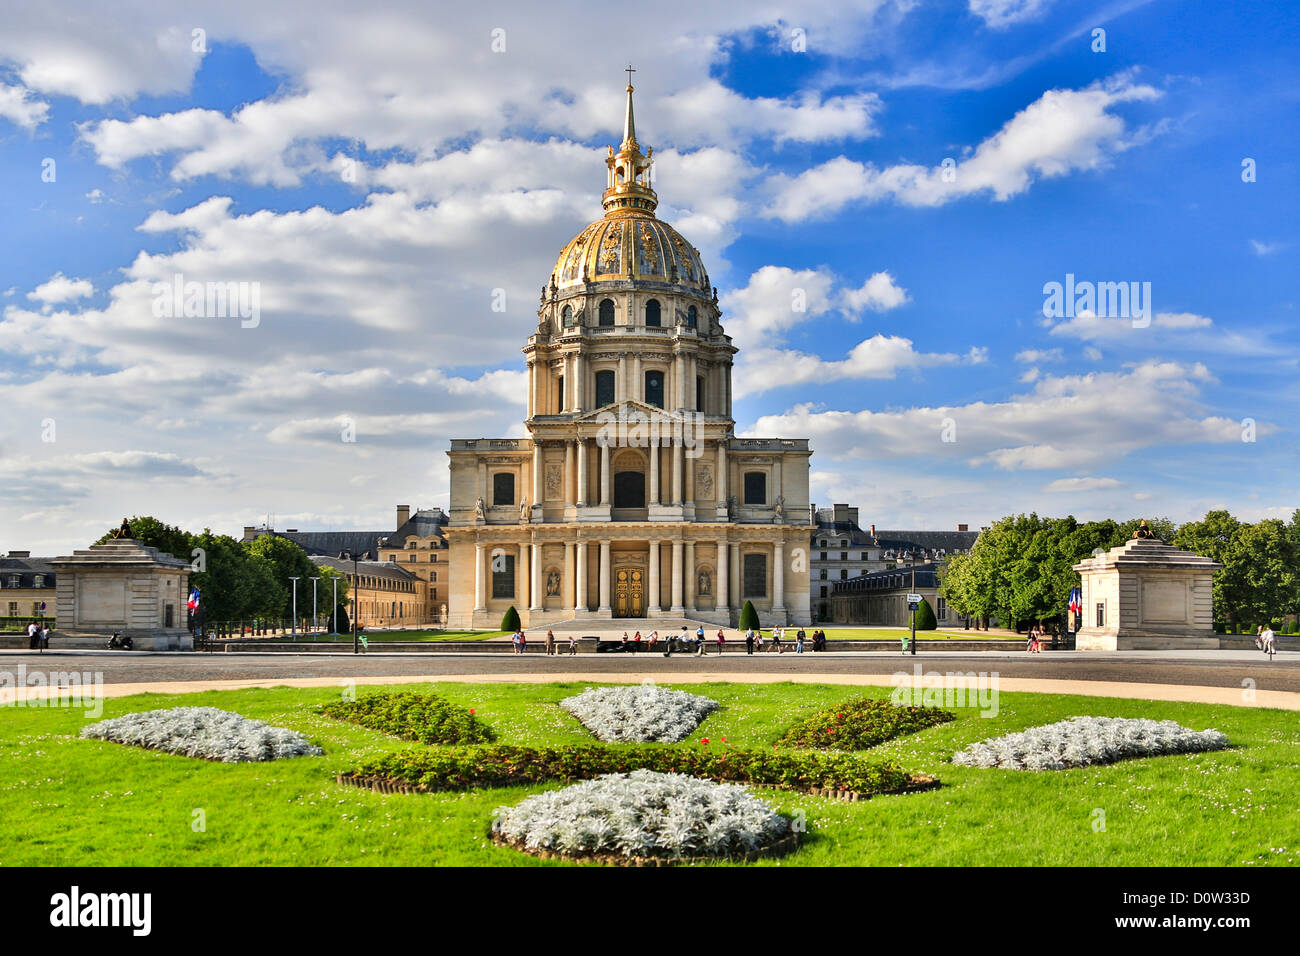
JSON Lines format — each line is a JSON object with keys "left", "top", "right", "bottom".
{"left": 1042, "top": 476, "right": 1123, "bottom": 493}
{"left": 1015, "top": 347, "right": 1063, "bottom": 363}
{"left": 763, "top": 75, "right": 1162, "bottom": 221}
{"left": 969, "top": 0, "right": 1054, "bottom": 29}
{"left": 1249, "top": 239, "right": 1282, "bottom": 256}
{"left": 27, "top": 273, "right": 94, "bottom": 304}
{"left": 842, "top": 271, "right": 909, "bottom": 313}
{"left": 0, "top": 81, "right": 50, "bottom": 127}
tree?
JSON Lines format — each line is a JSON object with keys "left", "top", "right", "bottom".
{"left": 1174, "top": 511, "right": 1246, "bottom": 629}
{"left": 913, "top": 597, "right": 937, "bottom": 630}
{"left": 95, "top": 516, "right": 191, "bottom": 562}
{"left": 501, "top": 606, "right": 520, "bottom": 631}
{"left": 189, "top": 530, "right": 282, "bottom": 621}
{"left": 738, "top": 600, "right": 760, "bottom": 631}
{"left": 245, "top": 534, "right": 322, "bottom": 618}
{"left": 1230, "top": 519, "right": 1294, "bottom": 628}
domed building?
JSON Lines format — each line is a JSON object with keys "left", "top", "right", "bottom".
{"left": 445, "top": 77, "right": 813, "bottom": 629}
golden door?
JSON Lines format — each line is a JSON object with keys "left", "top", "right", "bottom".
{"left": 614, "top": 568, "right": 645, "bottom": 617}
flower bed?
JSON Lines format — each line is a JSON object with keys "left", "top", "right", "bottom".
{"left": 80, "top": 707, "right": 322, "bottom": 763}
{"left": 490, "top": 769, "right": 794, "bottom": 864}
{"left": 321, "top": 691, "right": 494, "bottom": 745}
{"left": 953, "top": 716, "right": 1230, "bottom": 770}
{"left": 559, "top": 685, "right": 718, "bottom": 743}
{"left": 777, "top": 696, "right": 955, "bottom": 750}
{"left": 341, "top": 742, "right": 924, "bottom": 797}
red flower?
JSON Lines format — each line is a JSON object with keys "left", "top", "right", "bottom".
{"left": 721, "top": 736, "right": 727, "bottom": 743}
{"left": 700, "top": 737, "right": 710, "bottom": 745}
{"left": 469, "top": 709, "right": 475, "bottom": 715}
{"left": 837, "top": 713, "right": 844, "bottom": 719}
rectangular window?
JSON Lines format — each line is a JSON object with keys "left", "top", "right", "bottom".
{"left": 1096, "top": 602, "right": 1105, "bottom": 628}
{"left": 408, "top": 554, "right": 417, "bottom": 562}
{"left": 937, "top": 597, "right": 947, "bottom": 621}
{"left": 840, "top": 551, "right": 848, "bottom": 561}
{"left": 595, "top": 369, "right": 616, "bottom": 407}
{"left": 840, "top": 570, "right": 848, "bottom": 580}
{"left": 820, "top": 586, "right": 827, "bottom": 597}
{"left": 743, "top": 471, "right": 766, "bottom": 505}
{"left": 557, "top": 375, "right": 565, "bottom": 411}
{"left": 492, "top": 554, "right": 516, "bottom": 600}
{"left": 860, "top": 552, "right": 868, "bottom": 561}
{"left": 493, "top": 472, "right": 515, "bottom": 506}
{"left": 819, "top": 569, "right": 827, "bottom": 580}
{"left": 7, "top": 602, "right": 17, "bottom": 616}
{"left": 742, "top": 553, "right": 767, "bottom": 599}
{"left": 432, "top": 554, "right": 438, "bottom": 562}
{"left": 431, "top": 572, "right": 437, "bottom": 582}
{"left": 819, "top": 552, "right": 827, "bottom": 561}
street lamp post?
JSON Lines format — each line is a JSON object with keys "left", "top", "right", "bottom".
{"left": 339, "top": 551, "right": 371, "bottom": 655}
{"left": 289, "top": 576, "right": 300, "bottom": 641}
{"left": 310, "top": 576, "right": 320, "bottom": 641}
{"left": 331, "top": 576, "right": 339, "bottom": 635}
{"left": 902, "top": 549, "right": 918, "bottom": 656}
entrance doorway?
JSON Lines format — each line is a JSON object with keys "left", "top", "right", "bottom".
{"left": 614, "top": 567, "right": 645, "bottom": 617}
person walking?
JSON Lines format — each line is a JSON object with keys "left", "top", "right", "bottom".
{"left": 696, "top": 625, "right": 706, "bottom": 656}
{"left": 755, "top": 630, "right": 764, "bottom": 653}
{"left": 511, "top": 630, "right": 521, "bottom": 655}
{"left": 716, "top": 629, "right": 726, "bottom": 654}
{"left": 568, "top": 635, "right": 577, "bottom": 656}
{"left": 745, "top": 628, "right": 755, "bottom": 655}
{"left": 545, "top": 629, "right": 556, "bottom": 656}
{"left": 27, "top": 621, "right": 40, "bottom": 649}
{"left": 518, "top": 631, "right": 527, "bottom": 654}
{"left": 40, "top": 623, "right": 51, "bottom": 650}
{"left": 633, "top": 630, "right": 642, "bottom": 654}
{"left": 795, "top": 631, "right": 805, "bottom": 654}
{"left": 1260, "top": 623, "right": 1276, "bottom": 659}
{"left": 770, "top": 627, "right": 782, "bottom": 654}
{"left": 648, "top": 629, "right": 658, "bottom": 652}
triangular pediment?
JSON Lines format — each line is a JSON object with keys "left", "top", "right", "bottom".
{"left": 571, "top": 400, "right": 682, "bottom": 423}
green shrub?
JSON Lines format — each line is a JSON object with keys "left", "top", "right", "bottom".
{"left": 1285, "top": 620, "right": 1299, "bottom": 635}
{"left": 738, "top": 600, "right": 760, "bottom": 631}
{"left": 776, "top": 697, "right": 954, "bottom": 750}
{"left": 322, "top": 691, "right": 494, "bottom": 745}
{"left": 913, "top": 598, "right": 937, "bottom": 630}
{"left": 501, "top": 606, "right": 520, "bottom": 631}
{"left": 334, "top": 604, "right": 350, "bottom": 634}
{"left": 348, "top": 743, "right": 916, "bottom": 796}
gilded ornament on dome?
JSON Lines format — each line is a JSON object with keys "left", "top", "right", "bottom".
{"left": 598, "top": 224, "right": 623, "bottom": 272}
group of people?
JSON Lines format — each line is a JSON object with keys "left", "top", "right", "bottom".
{"left": 511, "top": 629, "right": 578, "bottom": 655}
{"left": 1255, "top": 624, "right": 1277, "bottom": 657}
{"left": 25, "top": 621, "right": 51, "bottom": 649}
{"left": 1025, "top": 624, "right": 1051, "bottom": 654}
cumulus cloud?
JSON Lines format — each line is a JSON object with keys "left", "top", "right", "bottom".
{"left": 763, "top": 75, "right": 1162, "bottom": 221}
{"left": 842, "top": 271, "right": 909, "bottom": 313}
{"left": 1042, "top": 476, "right": 1123, "bottom": 493}
{"left": 1045, "top": 309, "right": 1277, "bottom": 356}
{"left": 969, "top": 0, "right": 1055, "bottom": 29}
{"left": 27, "top": 273, "right": 94, "bottom": 304}
{"left": 0, "top": 81, "right": 50, "bottom": 127}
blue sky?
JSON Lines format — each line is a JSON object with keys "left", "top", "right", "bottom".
{"left": 1, "top": 0, "right": 1296, "bottom": 553}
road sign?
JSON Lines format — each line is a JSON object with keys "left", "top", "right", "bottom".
{"left": 908, "top": 601, "right": 919, "bottom": 612}
{"left": 906, "top": 593, "right": 923, "bottom": 603}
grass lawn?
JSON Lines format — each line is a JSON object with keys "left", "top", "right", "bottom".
{"left": 1, "top": 681, "right": 1296, "bottom": 866}
{"left": 257, "top": 629, "right": 508, "bottom": 643}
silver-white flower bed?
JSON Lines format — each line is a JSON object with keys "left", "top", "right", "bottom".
{"left": 81, "top": 707, "right": 323, "bottom": 762}
{"left": 559, "top": 685, "right": 718, "bottom": 743}
{"left": 953, "top": 716, "right": 1229, "bottom": 771}
{"left": 492, "top": 769, "right": 790, "bottom": 859}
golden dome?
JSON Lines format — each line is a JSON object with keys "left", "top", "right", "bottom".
{"left": 552, "top": 215, "right": 709, "bottom": 290}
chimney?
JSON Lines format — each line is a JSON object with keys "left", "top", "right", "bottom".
{"left": 870, "top": 524, "right": 876, "bottom": 537}
{"left": 397, "top": 504, "right": 411, "bottom": 528}
{"left": 958, "top": 523, "right": 968, "bottom": 532}
{"left": 847, "top": 506, "right": 859, "bottom": 526}
{"left": 9, "top": 550, "right": 30, "bottom": 558}
{"left": 242, "top": 526, "right": 256, "bottom": 540}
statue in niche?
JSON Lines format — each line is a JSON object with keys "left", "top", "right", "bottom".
{"left": 474, "top": 497, "right": 486, "bottom": 521}
{"left": 546, "top": 569, "right": 561, "bottom": 597}
{"left": 773, "top": 494, "right": 785, "bottom": 523}
{"left": 698, "top": 568, "right": 712, "bottom": 596}
{"left": 726, "top": 494, "right": 737, "bottom": 518}
{"left": 520, "top": 499, "right": 531, "bottom": 524}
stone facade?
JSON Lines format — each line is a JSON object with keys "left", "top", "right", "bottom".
{"left": 445, "top": 80, "right": 813, "bottom": 629}
{"left": 1073, "top": 534, "right": 1221, "bottom": 650}
{"left": 50, "top": 538, "right": 192, "bottom": 650}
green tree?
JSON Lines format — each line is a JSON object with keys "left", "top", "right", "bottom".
{"left": 189, "top": 530, "right": 282, "bottom": 621}
{"left": 913, "top": 597, "right": 937, "bottom": 630}
{"left": 245, "top": 534, "right": 322, "bottom": 618}
{"left": 501, "top": 606, "right": 520, "bottom": 631}
{"left": 95, "top": 516, "right": 191, "bottom": 562}
{"left": 1230, "top": 519, "right": 1294, "bottom": 628}
{"left": 1174, "top": 511, "right": 1246, "bottom": 628}
{"left": 738, "top": 600, "right": 760, "bottom": 631}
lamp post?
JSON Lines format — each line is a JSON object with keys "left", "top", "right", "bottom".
{"left": 310, "top": 576, "right": 320, "bottom": 640}
{"left": 289, "top": 577, "right": 300, "bottom": 641}
{"left": 901, "top": 549, "right": 918, "bottom": 656}
{"left": 339, "top": 551, "right": 371, "bottom": 654}
{"left": 331, "top": 576, "right": 339, "bottom": 635}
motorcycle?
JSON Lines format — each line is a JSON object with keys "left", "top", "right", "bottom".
{"left": 107, "top": 631, "right": 134, "bottom": 650}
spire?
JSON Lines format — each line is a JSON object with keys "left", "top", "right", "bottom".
{"left": 622, "top": 65, "right": 637, "bottom": 149}
{"left": 603, "top": 68, "right": 656, "bottom": 217}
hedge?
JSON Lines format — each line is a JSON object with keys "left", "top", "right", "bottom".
{"left": 322, "top": 691, "right": 495, "bottom": 745}
{"left": 777, "top": 697, "right": 954, "bottom": 750}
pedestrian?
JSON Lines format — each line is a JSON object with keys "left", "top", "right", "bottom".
{"left": 770, "top": 627, "right": 782, "bottom": 654}
{"left": 745, "top": 628, "right": 755, "bottom": 655}
{"left": 40, "top": 623, "right": 51, "bottom": 649}
{"left": 545, "top": 629, "right": 556, "bottom": 656}
{"left": 568, "top": 635, "right": 577, "bottom": 656}
{"left": 27, "top": 621, "right": 39, "bottom": 649}
{"left": 648, "top": 629, "right": 658, "bottom": 652}
{"left": 795, "top": 631, "right": 805, "bottom": 654}
{"left": 1026, "top": 626, "right": 1037, "bottom": 653}
{"left": 1260, "top": 623, "right": 1276, "bottom": 658}
{"left": 511, "top": 630, "right": 520, "bottom": 655}
{"left": 716, "top": 629, "right": 726, "bottom": 654}
{"left": 519, "top": 631, "right": 527, "bottom": 654}
{"left": 755, "top": 631, "right": 764, "bottom": 653}
{"left": 633, "top": 630, "right": 642, "bottom": 653}
{"left": 621, "top": 632, "right": 630, "bottom": 652}
{"left": 696, "top": 625, "right": 706, "bottom": 656}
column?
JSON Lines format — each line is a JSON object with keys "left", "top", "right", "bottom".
{"left": 564, "top": 542, "right": 575, "bottom": 609}
{"left": 530, "top": 540, "right": 543, "bottom": 611}
{"left": 599, "top": 441, "right": 611, "bottom": 506}
{"left": 670, "top": 540, "right": 684, "bottom": 613}
{"left": 675, "top": 351, "right": 687, "bottom": 410}
{"left": 575, "top": 541, "right": 588, "bottom": 613}
{"left": 773, "top": 457, "right": 783, "bottom": 506}
{"left": 648, "top": 539, "right": 661, "bottom": 612}
{"left": 648, "top": 438, "right": 660, "bottom": 505}
{"left": 715, "top": 440, "right": 728, "bottom": 505}
{"left": 575, "top": 353, "right": 585, "bottom": 411}
{"left": 576, "top": 438, "right": 588, "bottom": 506}
{"left": 671, "top": 437, "right": 682, "bottom": 505}
{"left": 532, "top": 441, "right": 543, "bottom": 507}
{"left": 618, "top": 352, "right": 628, "bottom": 401}
{"left": 565, "top": 440, "right": 576, "bottom": 505}
{"left": 773, "top": 540, "right": 785, "bottom": 613}
{"left": 527, "top": 360, "right": 535, "bottom": 419}
{"left": 716, "top": 539, "right": 729, "bottom": 611}
{"left": 474, "top": 542, "right": 486, "bottom": 610}
{"left": 477, "top": 461, "right": 488, "bottom": 506}
{"left": 730, "top": 543, "right": 740, "bottom": 609}
{"left": 518, "top": 544, "right": 528, "bottom": 609}
{"left": 598, "top": 540, "right": 611, "bottom": 612}
{"left": 684, "top": 445, "right": 695, "bottom": 512}
{"left": 631, "top": 352, "right": 641, "bottom": 403}
{"left": 684, "top": 541, "right": 695, "bottom": 611}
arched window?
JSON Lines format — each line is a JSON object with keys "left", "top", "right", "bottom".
{"left": 687, "top": 305, "right": 697, "bottom": 328}
{"left": 562, "top": 305, "right": 573, "bottom": 326}
{"left": 644, "top": 369, "right": 664, "bottom": 408}
{"left": 645, "top": 299, "right": 661, "bottom": 326}
{"left": 599, "top": 299, "right": 615, "bottom": 326}
{"left": 595, "top": 369, "right": 616, "bottom": 407}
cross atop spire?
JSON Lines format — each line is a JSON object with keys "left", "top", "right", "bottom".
{"left": 604, "top": 71, "right": 656, "bottom": 217}
{"left": 622, "top": 66, "right": 637, "bottom": 149}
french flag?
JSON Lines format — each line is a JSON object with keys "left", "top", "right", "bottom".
{"left": 188, "top": 588, "right": 200, "bottom": 611}
{"left": 1068, "top": 588, "right": 1081, "bottom": 615}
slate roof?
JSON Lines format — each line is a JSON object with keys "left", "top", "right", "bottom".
{"left": 834, "top": 562, "right": 943, "bottom": 593}
{"left": 872, "top": 530, "right": 981, "bottom": 553}
{"left": 311, "top": 556, "right": 419, "bottom": 585}
{"left": 0, "top": 556, "right": 57, "bottom": 588}
{"left": 263, "top": 530, "right": 388, "bottom": 559}
{"left": 381, "top": 508, "right": 449, "bottom": 549}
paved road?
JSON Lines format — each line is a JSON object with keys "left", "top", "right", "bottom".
{"left": 4, "top": 649, "right": 1299, "bottom": 693}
